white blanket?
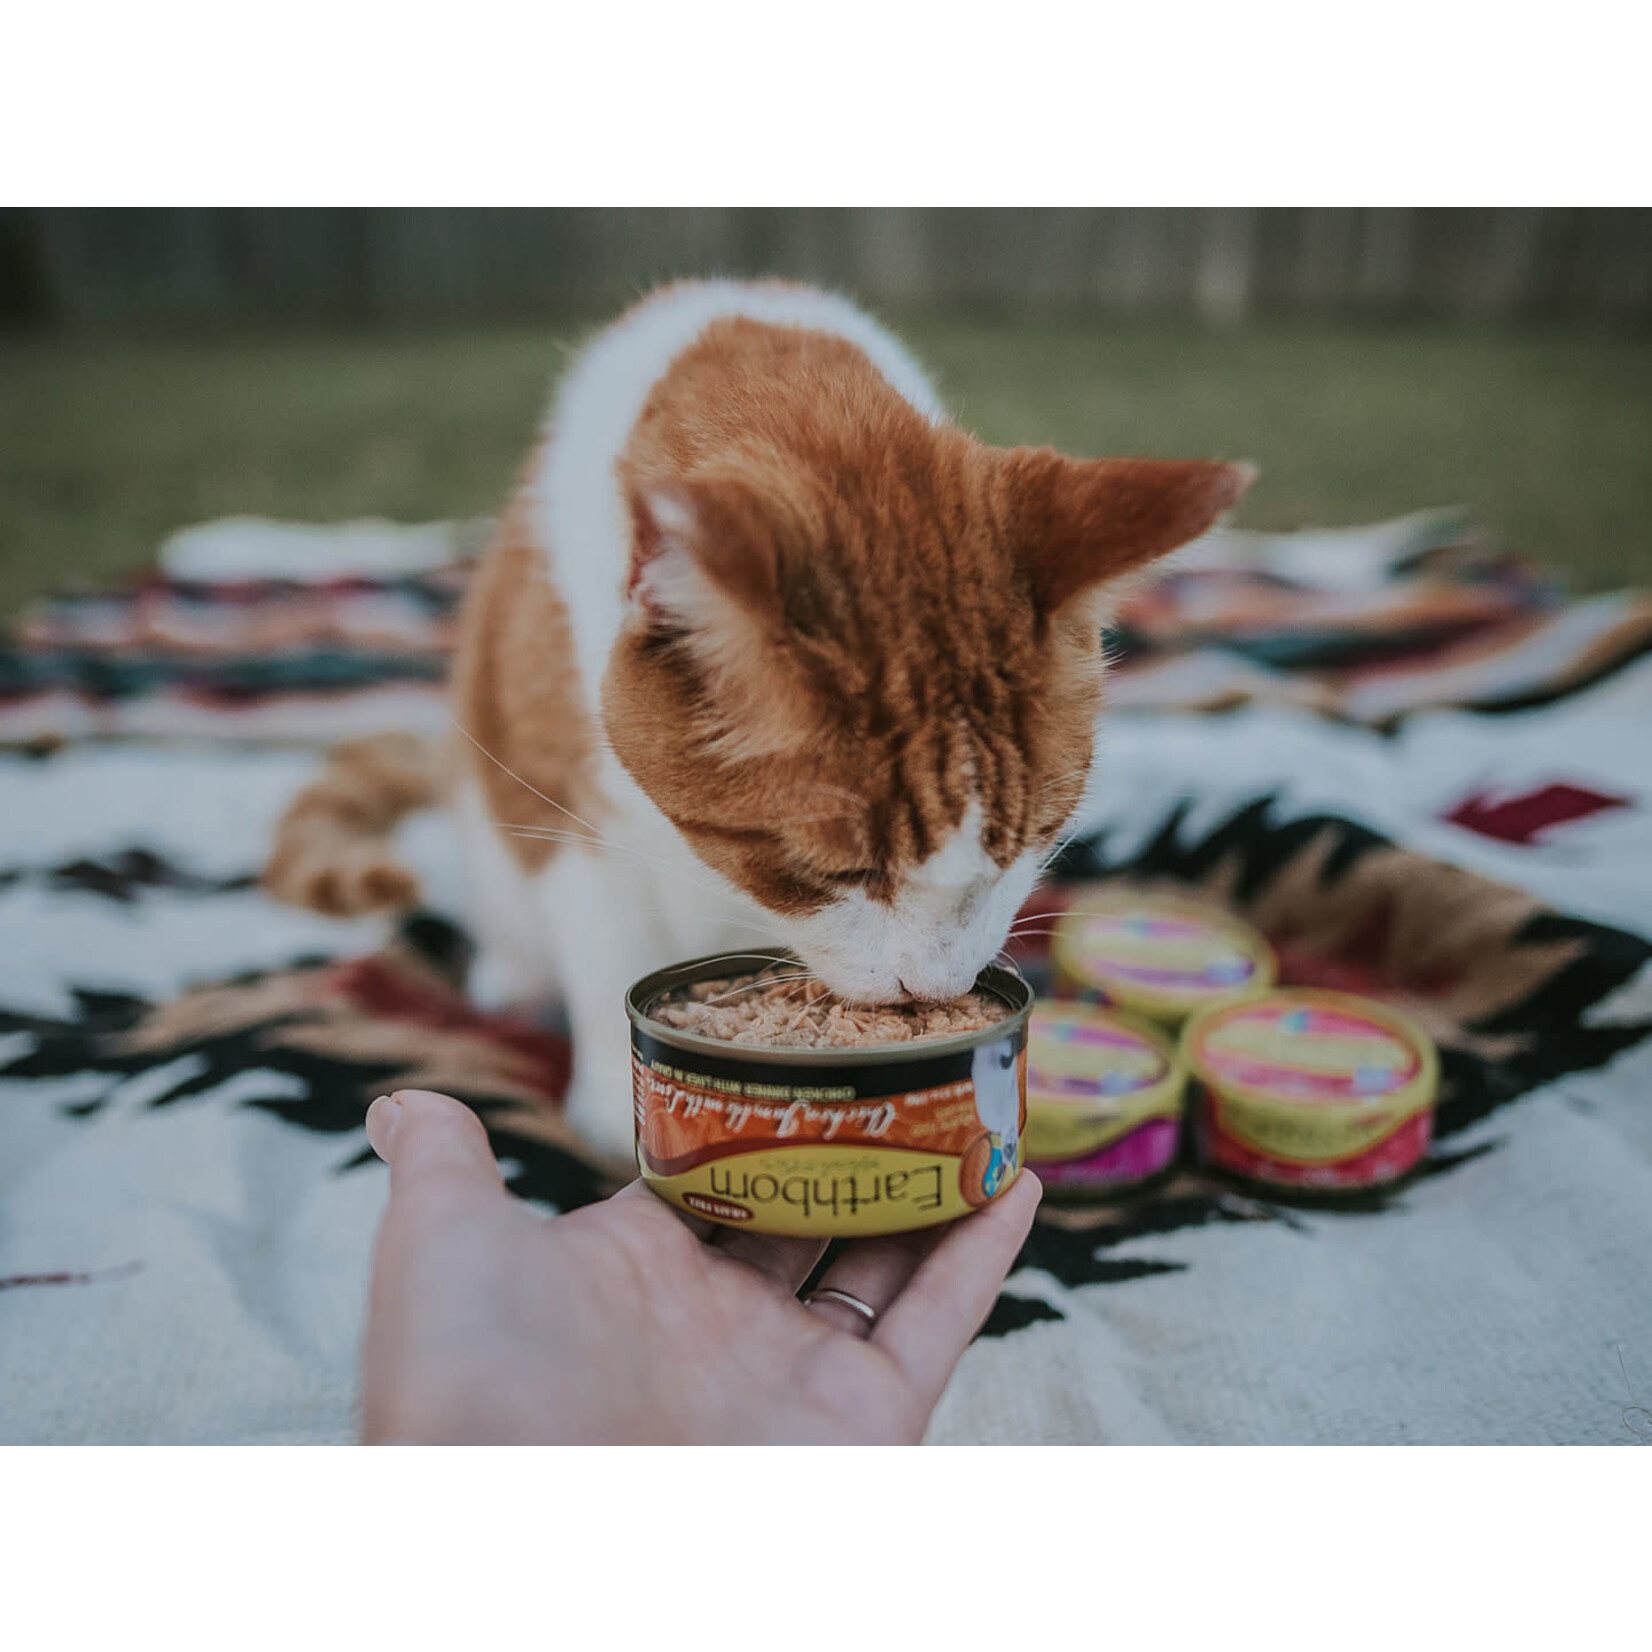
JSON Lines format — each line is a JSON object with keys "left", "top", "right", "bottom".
{"left": 4, "top": 556, "right": 1650, "bottom": 1445}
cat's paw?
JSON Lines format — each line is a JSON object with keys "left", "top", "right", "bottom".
{"left": 264, "top": 836, "right": 419, "bottom": 916}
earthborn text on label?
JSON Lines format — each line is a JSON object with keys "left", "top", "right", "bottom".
{"left": 627, "top": 955, "right": 1033, "bottom": 1238}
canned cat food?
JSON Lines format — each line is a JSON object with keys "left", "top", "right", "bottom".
{"left": 1051, "top": 888, "right": 1275, "bottom": 1026}
{"left": 627, "top": 953, "right": 1033, "bottom": 1237}
{"left": 1023, "top": 1004, "right": 1185, "bottom": 1188}
{"left": 1185, "top": 988, "right": 1439, "bottom": 1192}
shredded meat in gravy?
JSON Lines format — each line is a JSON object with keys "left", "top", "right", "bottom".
{"left": 651, "top": 970, "right": 1003, "bottom": 1049}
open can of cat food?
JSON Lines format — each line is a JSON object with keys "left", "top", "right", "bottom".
{"left": 627, "top": 952, "right": 1033, "bottom": 1238}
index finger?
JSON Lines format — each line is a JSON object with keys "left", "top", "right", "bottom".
{"left": 871, "top": 1170, "right": 1042, "bottom": 1406}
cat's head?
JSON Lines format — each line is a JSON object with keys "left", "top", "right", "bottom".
{"left": 604, "top": 409, "right": 1251, "bottom": 1003}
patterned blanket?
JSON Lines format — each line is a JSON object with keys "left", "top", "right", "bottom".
{"left": 4, "top": 512, "right": 1651, "bottom": 1444}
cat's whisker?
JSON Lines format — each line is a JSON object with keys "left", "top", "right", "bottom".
{"left": 651, "top": 901, "right": 782, "bottom": 943}
{"left": 1036, "top": 765, "right": 1092, "bottom": 796}
{"left": 695, "top": 958, "right": 810, "bottom": 987}
{"left": 453, "top": 719, "right": 617, "bottom": 848}
{"left": 455, "top": 724, "right": 780, "bottom": 932}
{"left": 796, "top": 782, "right": 867, "bottom": 809}
{"left": 495, "top": 821, "right": 763, "bottom": 921}
{"left": 753, "top": 811, "right": 860, "bottom": 827}
{"left": 495, "top": 829, "right": 784, "bottom": 943}
{"left": 500, "top": 821, "right": 712, "bottom": 881}
{"left": 503, "top": 822, "right": 693, "bottom": 868}
{"left": 476, "top": 822, "right": 767, "bottom": 934}
{"left": 702, "top": 971, "right": 819, "bottom": 1005}
{"left": 1042, "top": 814, "right": 1086, "bottom": 848}
{"left": 1037, "top": 824, "right": 1092, "bottom": 874}
{"left": 641, "top": 906, "right": 784, "bottom": 942}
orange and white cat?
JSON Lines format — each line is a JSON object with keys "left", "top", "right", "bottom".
{"left": 266, "top": 280, "right": 1252, "bottom": 1157}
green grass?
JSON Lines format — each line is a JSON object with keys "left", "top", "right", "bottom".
{"left": 3, "top": 316, "right": 1650, "bottom": 622}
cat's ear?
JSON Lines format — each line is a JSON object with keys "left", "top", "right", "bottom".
{"left": 623, "top": 476, "right": 802, "bottom": 755}
{"left": 624, "top": 476, "right": 781, "bottom": 636}
{"left": 1015, "top": 453, "right": 1256, "bottom": 613}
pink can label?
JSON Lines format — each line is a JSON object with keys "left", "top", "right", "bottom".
{"left": 1028, "top": 1015, "right": 1168, "bottom": 1099}
{"left": 1068, "top": 912, "right": 1259, "bottom": 993}
{"left": 1197, "top": 1001, "right": 1420, "bottom": 1104}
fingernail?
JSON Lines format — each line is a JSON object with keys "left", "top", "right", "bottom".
{"left": 365, "top": 1093, "right": 403, "bottom": 1161}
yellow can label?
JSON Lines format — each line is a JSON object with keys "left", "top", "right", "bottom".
{"left": 1025, "top": 1004, "right": 1184, "bottom": 1161}
{"left": 632, "top": 1031, "right": 1027, "bottom": 1237}
{"left": 645, "top": 1142, "right": 1022, "bottom": 1238}
{"left": 1210, "top": 1088, "right": 1426, "bottom": 1163}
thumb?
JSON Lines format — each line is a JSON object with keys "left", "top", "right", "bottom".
{"left": 367, "top": 1089, "right": 506, "bottom": 1205}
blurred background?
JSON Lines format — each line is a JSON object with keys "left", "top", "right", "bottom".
{"left": 2, "top": 206, "right": 1650, "bottom": 618}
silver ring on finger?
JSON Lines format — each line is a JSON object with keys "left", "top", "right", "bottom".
{"left": 804, "top": 1286, "right": 879, "bottom": 1329}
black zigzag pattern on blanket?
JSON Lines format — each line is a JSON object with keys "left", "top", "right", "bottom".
{"left": 0, "top": 846, "right": 255, "bottom": 903}
{"left": 0, "top": 970, "right": 609, "bottom": 1218}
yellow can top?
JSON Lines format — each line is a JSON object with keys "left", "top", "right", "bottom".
{"left": 1183, "top": 988, "right": 1440, "bottom": 1144}
{"left": 1025, "top": 1002, "right": 1185, "bottom": 1162}
{"left": 1051, "top": 888, "right": 1276, "bottom": 1024}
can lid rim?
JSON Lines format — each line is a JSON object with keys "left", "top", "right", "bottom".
{"left": 1182, "top": 987, "right": 1441, "bottom": 1117}
{"left": 626, "top": 950, "right": 1034, "bottom": 1067}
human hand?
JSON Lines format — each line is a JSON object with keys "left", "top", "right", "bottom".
{"left": 361, "top": 1089, "right": 1041, "bottom": 1444}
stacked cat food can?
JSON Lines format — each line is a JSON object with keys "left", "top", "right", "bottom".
{"left": 1023, "top": 1002, "right": 1186, "bottom": 1191}
{"left": 1049, "top": 888, "right": 1277, "bottom": 1023}
{"left": 1024, "top": 888, "right": 1268, "bottom": 1192}
{"left": 1025, "top": 885, "right": 1439, "bottom": 1196}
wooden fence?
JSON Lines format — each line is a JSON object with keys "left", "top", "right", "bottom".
{"left": 3, "top": 209, "right": 1649, "bottom": 329}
